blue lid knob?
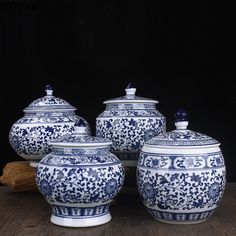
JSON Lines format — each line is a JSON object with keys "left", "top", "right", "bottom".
{"left": 45, "top": 85, "right": 53, "bottom": 90}
{"left": 175, "top": 108, "right": 188, "bottom": 122}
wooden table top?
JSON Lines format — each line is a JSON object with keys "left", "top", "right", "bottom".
{"left": 0, "top": 183, "right": 236, "bottom": 236}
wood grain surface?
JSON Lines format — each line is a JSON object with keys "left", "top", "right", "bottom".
{"left": 0, "top": 183, "right": 236, "bottom": 236}
{"left": 0, "top": 161, "right": 38, "bottom": 192}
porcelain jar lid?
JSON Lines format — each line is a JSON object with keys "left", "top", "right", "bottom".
{"left": 49, "top": 119, "right": 112, "bottom": 148}
{"left": 145, "top": 109, "right": 219, "bottom": 148}
{"left": 103, "top": 83, "right": 158, "bottom": 104}
{"left": 23, "top": 85, "right": 76, "bottom": 113}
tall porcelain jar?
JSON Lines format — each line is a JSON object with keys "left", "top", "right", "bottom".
{"left": 9, "top": 85, "right": 90, "bottom": 167}
{"left": 36, "top": 120, "right": 125, "bottom": 227}
{"left": 96, "top": 83, "right": 166, "bottom": 167}
{"left": 137, "top": 109, "right": 226, "bottom": 224}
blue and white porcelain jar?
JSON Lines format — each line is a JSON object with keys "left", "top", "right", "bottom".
{"left": 137, "top": 109, "right": 226, "bottom": 224}
{"left": 9, "top": 85, "right": 91, "bottom": 167}
{"left": 96, "top": 83, "right": 166, "bottom": 167}
{"left": 36, "top": 120, "right": 125, "bottom": 227}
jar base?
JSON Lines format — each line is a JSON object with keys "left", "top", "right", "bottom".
{"left": 50, "top": 212, "right": 112, "bottom": 227}
{"left": 156, "top": 218, "right": 208, "bottom": 225}
{"left": 147, "top": 208, "right": 215, "bottom": 225}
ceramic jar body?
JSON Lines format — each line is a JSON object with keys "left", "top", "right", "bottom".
{"left": 9, "top": 112, "right": 90, "bottom": 167}
{"left": 36, "top": 146, "right": 125, "bottom": 227}
{"left": 96, "top": 103, "right": 166, "bottom": 166}
{"left": 137, "top": 145, "right": 226, "bottom": 224}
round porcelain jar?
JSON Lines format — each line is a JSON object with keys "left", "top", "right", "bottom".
{"left": 9, "top": 85, "right": 91, "bottom": 167}
{"left": 36, "top": 120, "right": 125, "bottom": 227}
{"left": 96, "top": 83, "right": 166, "bottom": 167}
{"left": 137, "top": 109, "right": 226, "bottom": 224}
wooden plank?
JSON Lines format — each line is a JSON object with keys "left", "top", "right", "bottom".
{"left": 0, "top": 183, "right": 236, "bottom": 235}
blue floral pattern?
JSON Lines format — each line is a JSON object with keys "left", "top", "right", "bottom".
{"left": 40, "top": 179, "right": 53, "bottom": 196}
{"left": 105, "top": 179, "right": 118, "bottom": 195}
{"left": 137, "top": 169, "right": 225, "bottom": 210}
{"left": 208, "top": 182, "right": 221, "bottom": 199}
{"left": 96, "top": 117, "right": 166, "bottom": 152}
{"left": 24, "top": 95, "right": 75, "bottom": 111}
{"left": 96, "top": 100, "right": 166, "bottom": 162}
{"left": 99, "top": 104, "right": 163, "bottom": 117}
{"left": 41, "top": 149, "right": 120, "bottom": 166}
{"left": 9, "top": 124, "right": 74, "bottom": 160}
{"left": 146, "top": 129, "right": 218, "bottom": 146}
{"left": 138, "top": 152, "right": 225, "bottom": 169}
{"left": 36, "top": 145, "right": 125, "bottom": 221}
{"left": 106, "top": 104, "right": 156, "bottom": 111}
{"left": 15, "top": 112, "right": 78, "bottom": 124}
{"left": 36, "top": 163, "right": 124, "bottom": 205}
{"left": 142, "top": 182, "right": 156, "bottom": 199}
{"left": 137, "top": 151, "right": 226, "bottom": 223}
{"left": 9, "top": 113, "right": 90, "bottom": 162}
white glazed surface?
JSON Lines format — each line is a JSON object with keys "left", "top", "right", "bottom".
{"left": 50, "top": 212, "right": 111, "bottom": 227}
{"left": 96, "top": 87, "right": 166, "bottom": 166}
{"left": 137, "top": 148, "right": 226, "bottom": 223}
{"left": 9, "top": 114, "right": 90, "bottom": 163}
{"left": 36, "top": 145, "right": 125, "bottom": 227}
{"left": 137, "top": 119, "right": 226, "bottom": 224}
{"left": 9, "top": 86, "right": 91, "bottom": 165}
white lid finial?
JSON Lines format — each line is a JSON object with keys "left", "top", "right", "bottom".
{"left": 45, "top": 85, "right": 53, "bottom": 96}
{"left": 125, "top": 82, "right": 136, "bottom": 96}
{"left": 175, "top": 121, "right": 188, "bottom": 130}
{"left": 74, "top": 119, "right": 87, "bottom": 134}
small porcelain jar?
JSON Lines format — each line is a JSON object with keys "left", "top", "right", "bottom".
{"left": 137, "top": 109, "right": 226, "bottom": 224}
{"left": 36, "top": 120, "right": 125, "bottom": 227}
{"left": 9, "top": 85, "right": 90, "bottom": 167}
{"left": 96, "top": 83, "right": 166, "bottom": 167}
